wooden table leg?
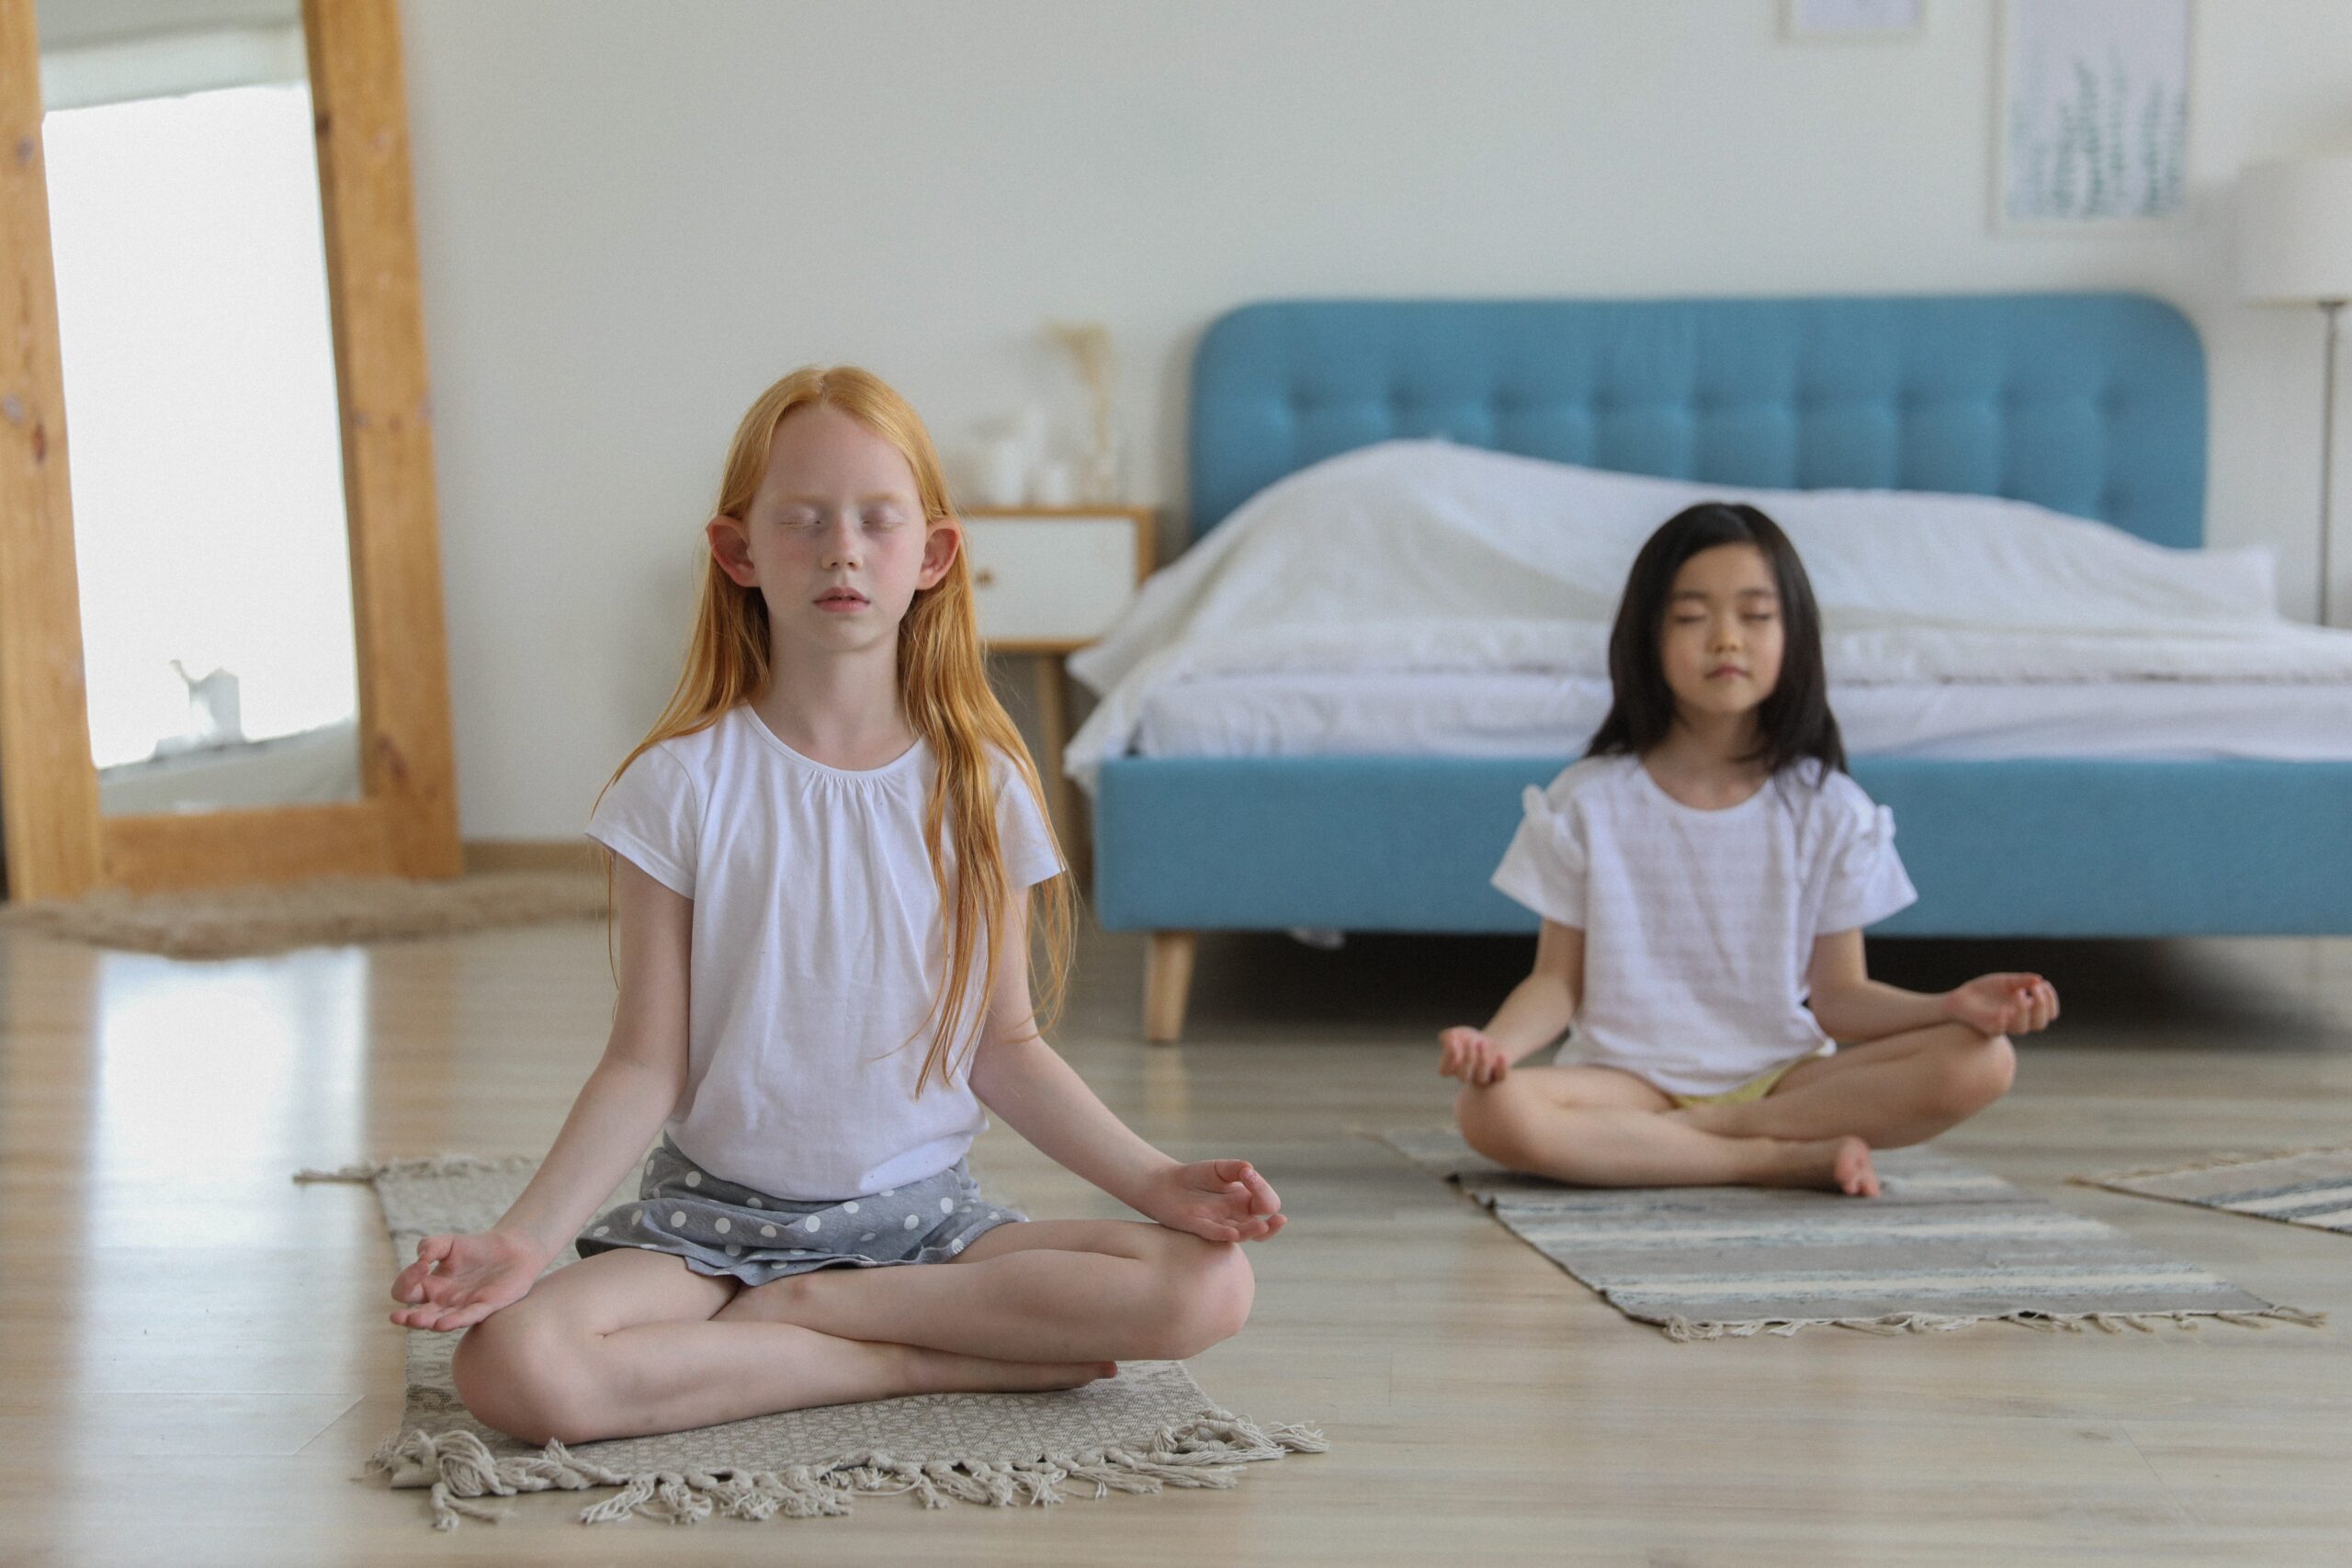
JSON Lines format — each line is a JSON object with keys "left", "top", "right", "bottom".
{"left": 1032, "top": 654, "right": 1090, "bottom": 887}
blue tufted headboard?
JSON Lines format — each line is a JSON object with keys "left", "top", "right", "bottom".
{"left": 1189, "top": 294, "right": 2206, "bottom": 548}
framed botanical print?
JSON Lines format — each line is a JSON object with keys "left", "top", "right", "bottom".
{"left": 1997, "top": 0, "right": 2190, "bottom": 229}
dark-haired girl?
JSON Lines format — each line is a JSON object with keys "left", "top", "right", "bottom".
{"left": 1436, "top": 503, "right": 2056, "bottom": 1196}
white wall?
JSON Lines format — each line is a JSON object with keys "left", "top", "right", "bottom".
{"left": 398, "top": 0, "right": 2352, "bottom": 840}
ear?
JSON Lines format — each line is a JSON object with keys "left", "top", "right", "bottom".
{"left": 917, "top": 514, "right": 962, "bottom": 592}
{"left": 707, "top": 514, "right": 757, "bottom": 587}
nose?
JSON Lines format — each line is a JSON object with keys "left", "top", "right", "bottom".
{"left": 820, "top": 515, "right": 862, "bottom": 570}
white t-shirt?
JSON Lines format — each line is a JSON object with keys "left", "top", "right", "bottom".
{"left": 586, "top": 705, "right": 1063, "bottom": 1201}
{"left": 1490, "top": 753, "right": 1917, "bottom": 1097}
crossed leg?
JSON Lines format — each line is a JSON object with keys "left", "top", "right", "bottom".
{"left": 1667, "top": 1022, "right": 2016, "bottom": 1148}
{"left": 1454, "top": 1065, "right": 1880, "bottom": 1195}
{"left": 716, "top": 1219, "right": 1256, "bottom": 1365}
{"left": 450, "top": 1246, "right": 1120, "bottom": 1447}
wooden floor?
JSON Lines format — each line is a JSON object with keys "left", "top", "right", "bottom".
{"left": 3, "top": 912, "right": 2348, "bottom": 1566}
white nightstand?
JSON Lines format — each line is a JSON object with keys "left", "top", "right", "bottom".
{"left": 961, "top": 506, "right": 1157, "bottom": 876}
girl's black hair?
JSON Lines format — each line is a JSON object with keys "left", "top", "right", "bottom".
{"left": 1586, "top": 502, "right": 1846, "bottom": 776}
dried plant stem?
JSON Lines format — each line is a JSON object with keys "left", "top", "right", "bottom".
{"left": 1045, "top": 320, "right": 1116, "bottom": 488}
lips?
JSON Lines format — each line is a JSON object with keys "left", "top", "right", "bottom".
{"left": 815, "top": 588, "right": 868, "bottom": 610}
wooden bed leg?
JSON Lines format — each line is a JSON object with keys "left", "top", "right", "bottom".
{"left": 1143, "top": 931, "right": 1197, "bottom": 1045}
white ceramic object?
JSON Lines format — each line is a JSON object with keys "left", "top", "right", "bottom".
{"left": 1029, "top": 460, "right": 1078, "bottom": 508}
{"left": 977, "top": 438, "right": 1027, "bottom": 507}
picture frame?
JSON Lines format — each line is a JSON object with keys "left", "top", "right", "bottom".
{"left": 1995, "top": 0, "right": 2191, "bottom": 231}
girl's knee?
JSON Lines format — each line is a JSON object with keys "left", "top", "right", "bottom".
{"left": 1936, "top": 1032, "right": 2016, "bottom": 1114}
{"left": 451, "top": 1309, "right": 600, "bottom": 1448}
{"left": 1454, "top": 1080, "right": 1533, "bottom": 1168}
{"left": 1186, "top": 1241, "right": 1257, "bottom": 1354}
{"left": 1976, "top": 1033, "right": 2018, "bottom": 1100}
{"left": 1157, "top": 1236, "right": 1255, "bottom": 1359}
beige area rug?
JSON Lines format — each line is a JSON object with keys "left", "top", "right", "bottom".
{"left": 2077, "top": 1147, "right": 2352, "bottom": 1237}
{"left": 1381, "top": 1126, "right": 2324, "bottom": 1341}
{"left": 300, "top": 1154, "right": 1323, "bottom": 1530}
{"left": 6, "top": 870, "right": 608, "bottom": 959}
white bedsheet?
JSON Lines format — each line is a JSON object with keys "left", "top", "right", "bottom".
{"left": 1069, "top": 442, "right": 2352, "bottom": 785}
{"left": 1133, "top": 672, "right": 2352, "bottom": 763}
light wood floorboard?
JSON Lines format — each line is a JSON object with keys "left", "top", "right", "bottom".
{"left": 2, "top": 917, "right": 2347, "bottom": 1565}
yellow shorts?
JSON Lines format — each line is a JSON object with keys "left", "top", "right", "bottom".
{"left": 1668, "top": 1049, "right": 1829, "bottom": 1110}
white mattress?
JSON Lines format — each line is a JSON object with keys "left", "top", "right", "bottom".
{"left": 1130, "top": 673, "right": 2352, "bottom": 762}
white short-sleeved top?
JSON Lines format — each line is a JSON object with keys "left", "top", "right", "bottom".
{"left": 587, "top": 705, "right": 1063, "bottom": 1201}
{"left": 1490, "top": 753, "right": 1917, "bottom": 1098}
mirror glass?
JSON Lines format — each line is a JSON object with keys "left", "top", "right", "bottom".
{"left": 39, "top": 0, "right": 364, "bottom": 816}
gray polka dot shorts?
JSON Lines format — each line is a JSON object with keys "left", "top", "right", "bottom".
{"left": 574, "top": 1137, "right": 1023, "bottom": 1287}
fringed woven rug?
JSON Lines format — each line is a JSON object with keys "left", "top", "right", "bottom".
{"left": 2077, "top": 1146, "right": 2352, "bottom": 1236}
{"left": 7, "top": 870, "right": 607, "bottom": 959}
{"left": 303, "top": 1154, "right": 1322, "bottom": 1529}
{"left": 1379, "top": 1127, "right": 2324, "bottom": 1341}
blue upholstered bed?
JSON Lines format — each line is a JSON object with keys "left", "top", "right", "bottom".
{"left": 1087, "top": 295, "right": 2352, "bottom": 1040}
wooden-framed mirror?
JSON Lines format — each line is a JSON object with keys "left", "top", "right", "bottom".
{"left": 0, "top": 0, "right": 459, "bottom": 899}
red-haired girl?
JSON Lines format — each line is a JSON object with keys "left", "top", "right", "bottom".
{"left": 389, "top": 367, "right": 1280, "bottom": 1445}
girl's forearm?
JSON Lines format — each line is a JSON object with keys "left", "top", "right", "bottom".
{"left": 970, "top": 1033, "right": 1174, "bottom": 1209}
{"left": 1808, "top": 979, "right": 1950, "bottom": 1043}
{"left": 1483, "top": 973, "right": 1577, "bottom": 1060}
{"left": 493, "top": 1053, "right": 682, "bottom": 1260}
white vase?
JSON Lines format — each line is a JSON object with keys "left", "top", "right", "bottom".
{"left": 978, "top": 438, "right": 1027, "bottom": 507}
{"left": 1029, "top": 460, "right": 1078, "bottom": 508}
{"left": 1079, "top": 434, "right": 1123, "bottom": 506}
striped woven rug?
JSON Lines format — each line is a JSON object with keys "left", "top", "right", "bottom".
{"left": 1380, "top": 1127, "right": 2324, "bottom": 1340}
{"left": 2080, "top": 1147, "right": 2352, "bottom": 1236}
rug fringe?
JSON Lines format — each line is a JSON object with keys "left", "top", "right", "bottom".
{"left": 371, "top": 1411, "right": 1327, "bottom": 1529}
{"left": 1657, "top": 1304, "right": 2327, "bottom": 1342}
{"left": 295, "top": 1153, "right": 539, "bottom": 1185}
{"left": 2069, "top": 1145, "right": 2352, "bottom": 1186}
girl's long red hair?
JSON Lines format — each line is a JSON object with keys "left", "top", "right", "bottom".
{"left": 600, "top": 366, "right": 1072, "bottom": 1091}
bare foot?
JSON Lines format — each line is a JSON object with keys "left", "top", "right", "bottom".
{"left": 895, "top": 1346, "right": 1117, "bottom": 1397}
{"left": 1759, "top": 1135, "right": 1879, "bottom": 1196}
{"left": 1829, "top": 1136, "right": 1880, "bottom": 1196}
